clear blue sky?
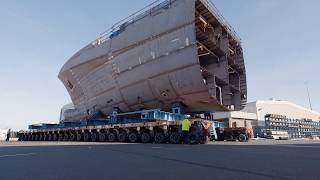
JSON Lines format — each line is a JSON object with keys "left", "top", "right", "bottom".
{"left": 0, "top": 0, "right": 319, "bottom": 130}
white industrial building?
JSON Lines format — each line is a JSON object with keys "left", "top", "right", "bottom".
{"left": 214, "top": 100, "right": 320, "bottom": 128}
{"left": 242, "top": 100, "right": 320, "bottom": 126}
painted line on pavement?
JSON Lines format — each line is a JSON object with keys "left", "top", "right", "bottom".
{"left": 0, "top": 153, "right": 36, "bottom": 158}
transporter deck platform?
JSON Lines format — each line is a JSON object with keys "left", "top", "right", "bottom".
{"left": 20, "top": 109, "right": 216, "bottom": 144}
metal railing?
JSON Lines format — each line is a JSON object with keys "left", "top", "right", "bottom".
{"left": 91, "top": 0, "right": 241, "bottom": 46}
{"left": 201, "top": 0, "right": 241, "bottom": 43}
{"left": 92, "top": 0, "right": 177, "bottom": 46}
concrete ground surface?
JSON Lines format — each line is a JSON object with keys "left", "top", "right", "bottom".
{"left": 0, "top": 140, "right": 319, "bottom": 180}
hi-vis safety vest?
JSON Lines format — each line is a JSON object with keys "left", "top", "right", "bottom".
{"left": 182, "top": 119, "right": 191, "bottom": 131}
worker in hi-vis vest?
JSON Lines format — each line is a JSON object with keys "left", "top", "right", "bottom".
{"left": 181, "top": 117, "right": 191, "bottom": 144}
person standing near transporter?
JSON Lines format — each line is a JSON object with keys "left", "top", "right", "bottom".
{"left": 181, "top": 117, "right": 191, "bottom": 144}
{"left": 6, "top": 129, "right": 11, "bottom": 142}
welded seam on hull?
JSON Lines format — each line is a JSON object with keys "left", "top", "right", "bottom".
{"left": 69, "top": 21, "right": 196, "bottom": 84}
{"left": 118, "top": 62, "right": 199, "bottom": 91}
{"left": 146, "top": 79, "right": 166, "bottom": 106}
{"left": 114, "top": 43, "right": 197, "bottom": 78}
{"left": 125, "top": 89, "right": 211, "bottom": 109}
{"left": 75, "top": 62, "right": 200, "bottom": 108}
{"left": 75, "top": 63, "right": 203, "bottom": 111}
{"left": 71, "top": 44, "right": 198, "bottom": 103}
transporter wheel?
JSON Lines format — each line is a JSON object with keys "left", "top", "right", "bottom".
{"left": 76, "top": 133, "right": 82, "bottom": 141}
{"left": 118, "top": 132, "right": 127, "bottom": 142}
{"left": 189, "top": 133, "right": 200, "bottom": 144}
{"left": 209, "top": 135, "right": 216, "bottom": 141}
{"left": 69, "top": 134, "right": 75, "bottom": 141}
{"left": 19, "top": 135, "right": 23, "bottom": 141}
{"left": 201, "top": 136, "right": 210, "bottom": 144}
{"left": 128, "top": 132, "right": 139, "bottom": 143}
{"left": 27, "top": 134, "right": 32, "bottom": 141}
{"left": 64, "top": 134, "right": 69, "bottom": 141}
{"left": 238, "top": 134, "right": 247, "bottom": 142}
{"left": 24, "top": 135, "right": 28, "bottom": 141}
{"left": 18, "top": 135, "right": 23, "bottom": 141}
{"left": 53, "top": 134, "right": 59, "bottom": 141}
{"left": 141, "top": 132, "right": 151, "bottom": 143}
{"left": 32, "top": 134, "right": 37, "bottom": 141}
{"left": 169, "top": 132, "right": 181, "bottom": 144}
{"left": 43, "top": 134, "right": 48, "bottom": 141}
{"left": 48, "top": 134, "right": 53, "bottom": 141}
{"left": 18, "top": 134, "right": 23, "bottom": 141}
{"left": 200, "top": 136, "right": 209, "bottom": 144}
{"left": 35, "top": 134, "right": 40, "bottom": 141}
{"left": 22, "top": 135, "right": 27, "bottom": 141}
{"left": 108, "top": 132, "right": 117, "bottom": 142}
{"left": 98, "top": 133, "right": 107, "bottom": 142}
{"left": 39, "top": 134, "right": 44, "bottom": 141}
{"left": 91, "top": 133, "right": 98, "bottom": 142}
{"left": 58, "top": 134, "right": 64, "bottom": 141}
{"left": 154, "top": 132, "right": 166, "bottom": 144}
{"left": 83, "top": 133, "right": 90, "bottom": 142}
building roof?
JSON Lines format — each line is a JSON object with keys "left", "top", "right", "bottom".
{"left": 249, "top": 100, "right": 320, "bottom": 116}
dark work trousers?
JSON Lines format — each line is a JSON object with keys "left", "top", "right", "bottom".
{"left": 182, "top": 131, "right": 189, "bottom": 144}
{"left": 6, "top": 134, "right": 10, "bottom": 142}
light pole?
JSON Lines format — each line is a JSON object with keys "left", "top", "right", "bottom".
{"left": 305, "top": 82, "right": 313, "bottom": 110}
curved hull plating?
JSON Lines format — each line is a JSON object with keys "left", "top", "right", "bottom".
{"left": 59, "top": 0, "right": 247, "bottom": 122}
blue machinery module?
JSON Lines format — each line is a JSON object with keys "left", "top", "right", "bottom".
{"left": 29, "top": 109, "right": 184, "bottom": 130}
{"left": 23, "top": 107, "right": 229, "bottom": 144}
{"left": 29, "top": 109, "right": 226, "bottom": 130}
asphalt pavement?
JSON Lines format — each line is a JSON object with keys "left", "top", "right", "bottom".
{"left": 0, "top": 140, "right": 320, "bottom": 180}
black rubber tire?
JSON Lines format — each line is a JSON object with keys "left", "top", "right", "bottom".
{"left": 34, "top": 134, "right": 38, "bottom": 141}
{"left": 43, "top": 134, "right": 48, "bottom": 141}
{"left": 64, "top": 134, "right": 69, "bottom": 141}
{"left": 108, "top": 132, "right": 117, "bottom": 142}
{"left": 91, "top": 133, "right": 98, "bottom": 142}
{"left": 98, "top": 133, "right": 107, "bottom": 142}
{"left": 76, "top": 133, "right": 82, "bottom": 141}
{"left": 18, "top": 135, "right": 23, "bottom": 141}
{"left": 39, "top": 134, "right": 44, "bottom": 141}
{"left": 69, "top": 134, "right": 75, "bottom": 141}
{"left": 200, "top": 136, "right": 209, "bottom": 144}
{"left": 28, "top": 135, "right": 32, "bottom": 141}
{"left": 83, "top": 133, "right": 90, "bottom": 142}
{"left": 189, "top": 133, "right": 200, "bottom": 144}
{"left": 58, "top": 134, "right": 64, "bottom": 141}
{"left": 118, "top": 132, "right": 127, "bottom": 142}
{"left": 35, "top": 134, "right": 40, "bottom": 141}
{"left": 154, "top": 132, "right": 166, "bottom": 144}
{"left": 209, "top": 135, "right": 215, "bottom": 141}
{"left": 19, "top": 135, "right": 23, "bottom": 141}
{"left": 53, "top": 134, "right": 59, "bottom": 141}
{"left": 128, "top": 132, "right": 139, "bottom": 143}
{"left": 238, "top": 134, "right": 247, "bottom": 142}
{"left": 48, "top": 134, "right": 53, "bottom": 141}
{"left": 169, "top": 132, "right": 181, "bottom": 144}
{"left": 32, "top": 134, "right": 36, "bottom": 141}
{"left": 141, "top": 132, "right": 151, "bottom": 143}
